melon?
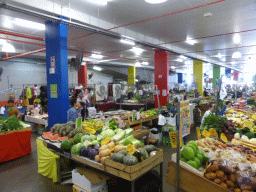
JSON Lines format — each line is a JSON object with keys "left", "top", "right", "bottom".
{"left": 59, "top": 136, "right": 68, "bottom": 142}
{"left": 43, "top": 131, "right": 52, "bottom": 136}
{"left": 49, "top": 134, "right": 60, "bottom": 142}
{"left": 42, "top": 134, "right": 51, "bottom": 140}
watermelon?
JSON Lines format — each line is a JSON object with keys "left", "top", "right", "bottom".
{"left": 49, "top": 134, "right": 60, "bottom": 142}
{"left": 59, "top": 136, "right": 68, "bottom": 142}
{"left": 42, "top": 131, "right": 53, "bottom": 140}
{"left": 43, "top": 131, "right": 52, "bottom": 136}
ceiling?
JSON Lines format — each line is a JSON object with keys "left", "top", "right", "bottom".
{"left": 0, "top": 0, "right": 255, "bottom": 73}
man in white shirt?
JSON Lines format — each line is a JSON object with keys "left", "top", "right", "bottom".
{"left": 0, "top": 105, "right": 5, "bottom": 117}
{"left": 77, "top": 92, "right": 86, "bottom": 103}
{"left": 201, "top": 103, "right": 215, "bottom": 128}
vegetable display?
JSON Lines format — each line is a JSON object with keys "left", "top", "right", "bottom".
{"left": 0, "top": 117, "right": 24, "bottom": 133}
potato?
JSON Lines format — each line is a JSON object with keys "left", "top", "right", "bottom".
{"left": 205, "top": 137, "right": 214, "bottom": 145}
{"left": 230, "top": 174, "right": 237, "bottom": 183}
{"left": 226, "top": 180, "right": 234, "bottom": 187}
{"left": 95, "top": 155, "right": 100, "bottom": 162}
{"left": 107, "top": 141, "right": 115, "bottom": 149}
{"left": 99, "top": 149, "right": 111, "bottom": 157}
{"left": 222, "top": 174, "right": 228, "bottom": 181}
{"left": 99, "top": 145, "right": 108, "bottom": 152}
{"left": 234, "top": 189, "right": 241, "bottom": 192}
{"left": 205, "top": 173, "right": 216, "bottom": 180}
{"left": 100, "top": 156, "right": 109, "bottom": 163}
{"left": 209, "top": 164, "right": 219, "bottom": 172}
{"left": 214, "top": 178, "right": 222, "bottom": 184}
{"left": 216, "top": 170, "right": 225, "bottom": 179}
{"left": 114, "top": 145, "right": 127, "bottom": 153}
{"left": 220, "top": 182, "right": 228, "bottom": 189}
{"left": 197, "top": 141, "right": 207, "bottom": 148}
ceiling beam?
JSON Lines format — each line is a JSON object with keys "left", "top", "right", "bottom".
{"left": 0, "top": 48, "right": 46, "bottom": 61}
{"left": 0, "top": 29, "right": 44, "bottom": 41}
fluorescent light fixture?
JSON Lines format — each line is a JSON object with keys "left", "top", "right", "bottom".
{"left": 141, "top": 61, "right": 149, "bottom": 65}
{"left": 180, "top": 55, "right": 187, "bottom": 59}
{"left": 81, "top": 62, "right": 86, "bottom": 66}
{"left": 176, "top": 58, "right": 183, "bottom": 62}
{"left": 234, "top": 34, "right": 241, "bottom": 44}
{"left": 145, "top": 0, "right": 167, "bottom": 4}
{"left": 93, "top": 66, "right": 102, "bottom": 71}
{"left": 91, "top": 53, "right": 103, "bottom": 59}
{"left": 3, "top": 18, "right": 12, "bottom": 28}
{"left": 0, "top": 39, "right": 7, "bottom": 45}
{"left": 120, "top": 39, "right": 135, "bottom": 46}
{"left": 135, "top": 61, "right": 141, "bottom": 67}
{"left": 135, "top": 79, "right": 139, "bottom": 82}
{"left": 186, "top": 37, "right": 196, "bottom": 45}
{"left": 88, "top": 0, "right": 111, "bottom": 5}
{"left": 2, "top": 43, "right": 15, "bottom": 52}
{"left": 232, "top": 51, "right": 241, "bottom": 59}
{"left": 131, "top": 47, "right": 144, "bottom": 55}
{"left": 171, "top": 66, "right": 176, "bottom": 69}
{"left": 13, "top": 18, "right": 45, "bottom": 30}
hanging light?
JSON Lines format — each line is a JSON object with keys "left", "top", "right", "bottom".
{"left": 145, "top": 0, "right": 167, "bottom": 4}
{"left": 2, "top": 43, "right": 15, "bottom": 53}
{"left": 135, "top": 61, "right": 141, "bottom": 67}
{"left": 232, "top": 52, "right": 241, "bottom": 59}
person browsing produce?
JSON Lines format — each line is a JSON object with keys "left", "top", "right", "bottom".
{"left": 67, "top": 99, "right": 78, "bottom": 123}
{"left": 220, "top": 101, "right": 231, "bottom": 116}
{"left": 201, "top": 102, "right": 215, "bottom": 128}
{"left": 169, "top": 98, "right": 178, "bottom": 117}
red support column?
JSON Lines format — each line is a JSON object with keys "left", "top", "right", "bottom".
{"left": 154, "top": 50, "right": 169, "bottom": 108}
{"left": 78, "top": 63, "right": 87, "bottom": 88}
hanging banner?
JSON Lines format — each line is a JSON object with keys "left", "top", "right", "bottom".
{"left": 50, "top": 84, "right": 58, "bottom": 98}
{"left": 179, "top": 100, "right": 191, "bottom": 138}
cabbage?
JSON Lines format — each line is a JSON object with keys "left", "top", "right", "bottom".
{"left": 89, "top": 135, "right": 97, "bottom": 141}
{"left": 127, "top": 135, "right": 141, "bottom": 146}
{"left": 71, "top": 143, "right": 84, "bottom": 155}
{"left": 81, "top": 135, "right": 90, "bottom": 142}
{"left": 115, "top": 128, "right": 124, "bottom": 134}
{"left": 234, "top": 133, "right": 240, "bottom": 139}
{"left": 83, "top": 140, "right": 92, "bottom": 148}
{"left": 92, "top": 140, "right": 98, "bottom": 145}
{"left": 100, "top": 129, "right": 115, "bottom": 139}
{"left": 97, "top": 135, "right": 103, "bottom": 141}
{"left": 112, "top": 131, "right": 125, "bottom": 142}
{"left": 118, "top": 138, "right": 131, "bottom": 146}
{"left": 125, "top": 128, "right": 133, "bottom": 136}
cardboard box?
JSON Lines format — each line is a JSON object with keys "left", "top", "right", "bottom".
{"left": 73, "top": 184, "right": 108, "bottom": 192}
{"left": 72, "top": 167, "right": 109, "bottom": 192}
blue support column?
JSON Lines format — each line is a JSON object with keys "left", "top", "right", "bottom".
{"left": 178, "top": 73, "right": 183, "bottom": 84}
{"left": 45, "top": 20, "right": 69, "bottom": 129}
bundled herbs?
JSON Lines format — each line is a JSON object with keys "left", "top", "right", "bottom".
{"left": 109, "top": 119, "right": 118, "bottom": 130}
{"left": 202, "top": 114, "right": 227, "bottom": 134}
{"left": 0, "top": 116, "right": 23, "bottom": 132}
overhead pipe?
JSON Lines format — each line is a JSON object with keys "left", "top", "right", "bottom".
{"left": 0, "top": 29, "right": 44, "bottom": 41}
{"left": 1, "top": 0, "right": 238, "bottom": 70}
{"left": 0, "top": 37, "right": 45, "bottom": 47}
{"left": 0, "top": 48, "right": 46, "bottom": 61}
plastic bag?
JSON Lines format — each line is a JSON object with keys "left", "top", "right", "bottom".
{"left": 158, "top": 114, "right": 166, "bottom": 126}
{"left": 168, "top": 115, "right": 176, "bottom": 126}
{"left": 236, "top": 163, "right": 256, "bottom": 191}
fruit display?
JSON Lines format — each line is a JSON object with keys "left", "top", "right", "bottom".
{"left": 145, "top": 109, "right": 157, "bottom": 117}
{"left": 82, "top": 119, "right": 105, "bottom": 134}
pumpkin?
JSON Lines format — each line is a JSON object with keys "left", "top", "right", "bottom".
{"left": 118, "top": 150, "right": 128, "bottom": 156}
{"left": 143, "top": 145, "right": 156, "bottom": 153}
{"left": 138, "top": 148, "right": 149, "bottom": 161}
{"left": 123, "top": 155, "right": 139, "bottom": 166}
{"left": 111, "top": 153, "right": 125, "bottom": 163}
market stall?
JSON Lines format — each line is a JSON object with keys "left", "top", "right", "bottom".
{"left": 0, "top": 118, "right": 32, "bottom": 163}
{"left": 25, "top": 114, "right": 48, "bottom": 127}
{"left": 95, "top": 101, "right": 117, "bottom": 112}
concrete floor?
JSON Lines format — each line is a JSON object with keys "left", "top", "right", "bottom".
{"left": 0, "top": 128, "right": 198, "bottom": 192}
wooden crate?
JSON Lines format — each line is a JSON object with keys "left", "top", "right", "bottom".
{"left": 104, "top": 148, "right": 163, "bottom": 181}
{"left": 125, "top": 115, "right": 159, "bottom": 128}
{"left": 166, "top": 161, "right": 230, "bottom": 192}
{"left": 71, "top": 154, "right": 105, "bottom": 171}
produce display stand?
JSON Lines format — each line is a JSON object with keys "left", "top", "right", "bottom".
{"left": 167, "top": 161, "right": 230, "bottom": 192}
{"left": 124, "top": 115, "right": 159, "bottom": 128}
{"left": 0, "top": 127, "right": 32, "bottom": 163}
{"left": 25, "top": 115, "right": 48, "bottom": 127}
{"left": 38, "top": 138, "right": 163, "bottom": 192}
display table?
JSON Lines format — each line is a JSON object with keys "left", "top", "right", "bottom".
{"left": 0, "top": 128, "right": 32, "bottom": 163}
{"left": 125, "top": 115, "right": 159, "bottom": 128}
{"left": 0, "top": 99, "right": 21, "bottom": 106}
{"left": 95, "top": 102, "right": 117, "bottom": 112}
{"left": 38, "top": 137, "right": 163, "bottom": 192}
{"left": 25, "top": 115, "right": 48, "bottom": 127}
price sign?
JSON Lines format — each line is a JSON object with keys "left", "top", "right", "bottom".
{"left": 169, "top": 131, "right": 183, "bottom": 148}
{"left": 76, "top": 117, "right": 82, "bottom": 128}
{"left": 179, "top": 100, "right": 191, "bottom": 138}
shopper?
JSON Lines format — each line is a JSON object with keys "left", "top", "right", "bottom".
{"left": 0, "top": 105, "right": 5, "bottom": 117}
{"left": 194, "top": 89, "right": 200, "bottom": 98}
{"left": 183, "top": 90, "right": 187, "bottom": 100}
{"left": 7, "top": 100, "right": 20, "bottom": 118}
{"left": 127, "top": 90, "right": 134, "bottom": 100}
{"left": 77, "top": 92, "right": 86, "bottom": 103}
{"left": 201, "top": 102, "right": 215, "bottom": 128}
{"left": 220, "top": 101, "right": 231, "bottom": 116}
{"left": 67, "top": 99, "right": 78, "bottom": 123}
{"left": 77, "top": 101, "right": 87, "bottom": 121}
{"left": 169, "top": 98, "right": 178, "bottom": 117}
{"left": 203, "top": 88, "right": 209, "bottom": 97}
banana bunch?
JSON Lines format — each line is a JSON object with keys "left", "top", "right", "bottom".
{"left": 146, "top": 110, "right": 157, "bottom": 117}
